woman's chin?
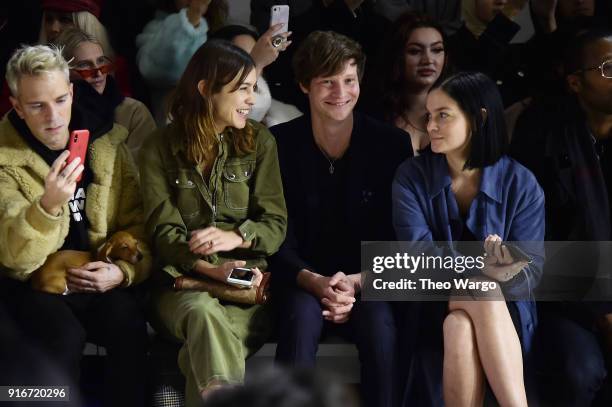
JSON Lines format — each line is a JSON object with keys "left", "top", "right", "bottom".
{"left": 232, "top": 118, "right": 248, "bottom": 129}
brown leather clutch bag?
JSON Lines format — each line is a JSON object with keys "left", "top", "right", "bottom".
{"left": 173, "top": 272, "right": 271, "bottom": 305}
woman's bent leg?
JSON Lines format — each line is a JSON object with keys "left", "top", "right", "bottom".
{"left": 449, "top": 300, "right": 527, "bottom": 407}
{"left": 151, "top": 288, "right": 269, "bottom": 407}
{"left": 443, "top": 309, "right": 485, "bottom": 407}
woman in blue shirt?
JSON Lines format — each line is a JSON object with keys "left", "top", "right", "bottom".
{"left": 393, "top": 72, "right": 544, "bottom": 406}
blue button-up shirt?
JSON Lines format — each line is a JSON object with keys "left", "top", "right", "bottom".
{"left": 392, "top": 151, "right": 545, "bottom": 352}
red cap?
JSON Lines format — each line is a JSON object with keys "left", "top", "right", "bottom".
{"left": 42, "top": 0, "right": 103, "bottom": 18}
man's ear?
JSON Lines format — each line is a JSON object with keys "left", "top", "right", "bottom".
{"left": 566, "top": 73, "right": 582, "bottom": 94}
{"left": 299, "top": 82, "right": 309, "bottom": 94}
{"left": 9, "top": 96, "right": 25, "bottom": 119}
{"left": 197, "top": 80, "right": 207, "bottom": 97}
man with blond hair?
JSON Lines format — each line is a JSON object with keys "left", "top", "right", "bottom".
{"left": 0, "top": 44, "right": 151, "bottom": 406}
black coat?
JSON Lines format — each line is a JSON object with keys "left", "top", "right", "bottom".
{"left": 510, "top": 96, "right": 611, "bottom": 242}
{"left": 448, "top": 14, "right": 529, "bottom": 107}
{"left": 269, "top": 112, "right": 413, "bottom": 286}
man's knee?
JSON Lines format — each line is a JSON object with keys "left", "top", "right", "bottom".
{"left": 278, "top": 289, "right": 323, "bottom": 328}
{"left": 352, "top": 302, "right": 397, "bottom": 347}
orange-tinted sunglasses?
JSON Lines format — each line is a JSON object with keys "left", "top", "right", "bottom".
{"left": 72, "top": 63, "right": 114, "bottom": 79}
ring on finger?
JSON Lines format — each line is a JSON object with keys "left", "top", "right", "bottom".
{"left": 272, "top": 36, "right": 284, "bottom": 48}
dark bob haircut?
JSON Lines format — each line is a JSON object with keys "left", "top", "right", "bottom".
{"left": 431, "top": 72, "right": 507, "bottom": 169}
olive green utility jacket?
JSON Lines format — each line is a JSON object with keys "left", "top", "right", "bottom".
{"left": 139, "top": 120, "right": 287, "bottom": 279}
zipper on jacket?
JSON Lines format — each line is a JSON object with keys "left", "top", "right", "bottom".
{"left": 210, "top": 133, "right": 224, "bottom": 225}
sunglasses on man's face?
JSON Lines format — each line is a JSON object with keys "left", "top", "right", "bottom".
{"left": 72, "top": 63, "right": 113, "bottom": 79}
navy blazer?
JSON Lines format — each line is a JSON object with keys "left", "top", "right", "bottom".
{"left": 392, "top": 150, "right": 545, "bottom": 352}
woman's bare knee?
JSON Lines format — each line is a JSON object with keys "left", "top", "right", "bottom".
{"left": 448, "top": 296, "right": 507, "bottom": 322}
{"left": 443, "top": 310, "right": 475, "bottom": 349}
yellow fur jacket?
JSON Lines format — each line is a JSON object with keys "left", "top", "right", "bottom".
{"left": 0, "top": 116, "right": 152, "bottom": 286}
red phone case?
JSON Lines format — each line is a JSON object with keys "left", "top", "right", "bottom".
{"left": 68, "top": 129, "right": 90, "bottom": 182}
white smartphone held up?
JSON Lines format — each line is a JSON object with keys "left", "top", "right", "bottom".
{"left": 227, "top": 267, "right": 255, "bottom": 287}
{"left": 270, "top": 5, "right": 289, "bottom": 33}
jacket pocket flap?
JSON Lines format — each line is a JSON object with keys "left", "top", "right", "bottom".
{"left": 223, "top": 161, "right": 255, "bottom": 183}
{"left": 171, "top": 169, "right": 197, "bottom": 189}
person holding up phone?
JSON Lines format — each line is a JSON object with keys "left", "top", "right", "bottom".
{"left": 136, "top": 0, "right": 291, "bottom": 124}
{"left": 0, "top": 44, "right": 152, "bottom": 406}
{"left": 392, "top": 72, "right": 544, "bottom": 406}
{"left": 139, "top": 40, "right": 287, "bottom": 405}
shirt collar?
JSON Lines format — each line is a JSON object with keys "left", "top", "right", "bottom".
{"left": 426, "top": 152, "right": 503, "bottom": 203}
{"left": 480, "top": 160, "right": 503, "bottom": 203}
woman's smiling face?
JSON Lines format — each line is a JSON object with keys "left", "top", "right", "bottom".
{"left": 211, "top": 67, "right": 257, "bottom": 133}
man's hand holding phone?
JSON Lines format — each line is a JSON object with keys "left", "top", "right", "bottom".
{"left": 40, "top": 150, "right": 83, "bottom": 216}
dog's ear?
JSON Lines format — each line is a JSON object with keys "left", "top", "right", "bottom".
{"left": 103, "top": 242, "right": 114, "bottom": 263}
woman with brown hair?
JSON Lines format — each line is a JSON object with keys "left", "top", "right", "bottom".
{"left": 139, "top": 40, "right": 287, "bottom": 406}
{"left": 371, "top": 11, "right": 449, "bottom": 155}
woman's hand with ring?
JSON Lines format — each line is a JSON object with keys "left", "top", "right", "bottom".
{"left": 250, "top": 23, "right": 292, "bottom": 76}
{"left": 189, "top": 226, "right": 243, "bottom": 255}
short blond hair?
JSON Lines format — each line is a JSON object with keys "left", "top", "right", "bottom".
{"left": 6, "top": 44, "right": 70, "bottom": 97}
{"left": 54, "top": 27, "right": 102, "bottom": 63}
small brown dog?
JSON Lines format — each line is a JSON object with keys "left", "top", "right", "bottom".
{"left": 30, "top": 231, "right": 143, "bottom": 294}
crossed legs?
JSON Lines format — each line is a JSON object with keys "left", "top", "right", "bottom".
{"left": 443, "top": 299, "right": 527, "bottom": 407}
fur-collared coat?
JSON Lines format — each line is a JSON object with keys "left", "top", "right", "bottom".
{"left": 0, "top": 116, "right": 151, "bottom": 285}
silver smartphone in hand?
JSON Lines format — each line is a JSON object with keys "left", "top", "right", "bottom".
{"left": 270, "top": 5, "right": 289, "bottom": 33}
{"left": 227, "top": 267, "right": 255, "bottom": 287}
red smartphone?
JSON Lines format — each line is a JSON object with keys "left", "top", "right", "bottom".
{"left": 67, "top": 129, "right": 90, "bottom": 182}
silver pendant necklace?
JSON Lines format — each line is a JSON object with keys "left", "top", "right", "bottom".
{"left": 318, "top": 146, "right": 337, "bottom": 174}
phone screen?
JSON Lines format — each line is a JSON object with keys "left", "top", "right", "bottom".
{"left": 229, "top": 268, "right": 254, "bottom": 282}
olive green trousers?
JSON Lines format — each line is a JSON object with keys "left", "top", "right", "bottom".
{"left": 150, "top": 288, "right": 271, "bottom": 407}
